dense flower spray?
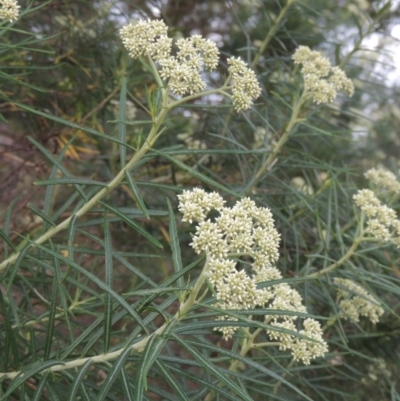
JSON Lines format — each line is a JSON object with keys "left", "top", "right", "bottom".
{"left": 364, "top": 167, "right": 400, "bottom": 194}
{"left": 227, "top": 57, "right": 262, "bottom": 111}
{"left": 292, "top": 46, "right": 354, "bottom": 103}
{"left": 341, "top": 166, "right": 399, "bottom": 327}
{"left": 120, "top": 19, "right": 261, "bottom": 111}
{"left": 0, "top": 0, "right": 19, "bottom": 21}
{"left": 334, "top": 278, "right": 384, "bottom": 324}
{"left": 178, "top": 188, "right": 328, "bottom": 364}
{"left": 353, "top": 168, "right": 400, "bottom": 246}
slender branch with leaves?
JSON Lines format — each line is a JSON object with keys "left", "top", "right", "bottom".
{"left": 1, "top": 1, "right": 399, "bottom": 401}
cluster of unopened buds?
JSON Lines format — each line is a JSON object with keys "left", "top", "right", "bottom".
{"left": 120, "top": 19, "right": 261, "bottom": 111}
{"left": 178, "top": 188, "right": 328, "bottom": 365}
{"left": 292, "top": 45, "right": 354, "bottom": 103}
{"left": 0, "top": 0, "right": 19, "bottom": 22}
{"left": 334, "top": 278, "right": 384, "bottom": 324}
{"left": 353, "top": 167, "right": 400, "bottom": 245}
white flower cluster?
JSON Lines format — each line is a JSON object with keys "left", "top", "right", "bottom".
{"left": 353, "top": 189, "right": 400, "bottom": 243}
{"left": 364, "top": 168, "right": 400, "bottom": 194}
{"left": 292, "top": 46, "right": 354, "bottom": 104}
{"left": 334, "top": 278, "right": 384, "bottom": 324}
{"left": 120, "top": 19, "right": 261, "bottom": 110}
{"left": 158, "top": 35, "right": 219, "bottom": 95}
{"left": 120, "top": 19, "right": 218, "bottom": 96}
{"left": 353, "top": 168, "right": 400, "bottom": 246}
{"left": 120, "top": 20, "right": 170, "bottom": 60}
{"left": 227, "top": 57, "right": 262, "bottom": 112}
{"left": 268, "top": 318, "right": 328, "bottom": 365}
{"left": 0, "top": 0, "right": 19, "bottom": 21}
{"left": 178, "top": 188, "right": 328, "bottom": 364}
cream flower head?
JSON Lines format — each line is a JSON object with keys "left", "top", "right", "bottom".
{"left": 292, "top": 46, "right": 354, "bottom": 103}
{"left": 334, "top": 278, "right": 384, "bottom": 324}
{"left": 0, "top": 0, "right": 20, "bottom": 22}
{"left": 227, "top": 57, "right": 262, "bottom": 112}
{"left": 353, "top": 168, "right": 400, "bottom": 246}
{"left": 364, "top": 168, "right": 400, "bottom": 194}
{"left": 178, "top": 188, "right": 328, "bottom": 364}
{"left": 120, "top": 19, "right": 219, "bottom": 96}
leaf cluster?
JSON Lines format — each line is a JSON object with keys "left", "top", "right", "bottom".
{"left": 1, "top": 1, "right": 400, "bottom": 400}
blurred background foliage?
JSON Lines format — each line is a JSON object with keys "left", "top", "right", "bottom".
{"left": 1, "top": 0, "right": 400, "bottom": 400}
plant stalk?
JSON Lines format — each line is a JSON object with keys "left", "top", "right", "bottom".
{"left": 0, "top": 254, "right": 211, "bottom": 379}
{"left": 244, "top": 92, "right": 306, "bottom": 195}
{"left": 306, "top": 236, "right": 363, "bottom": 279}
{"left": 0, "top": 105, "right": 168, "bottom": 273}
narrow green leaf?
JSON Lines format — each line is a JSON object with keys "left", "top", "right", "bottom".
{"left": 0, "top": 228, "right": 16, "bottom": 253}
{"left": 51, "top": 190, "right": 81, "bottom": 222}
{"left": 67, "top": 214, "right": 78, "bottom": 264}
{"left": 34, "top": 178, "right": 108, "bottom": 187}
{"left": 3, "top": 360, "right": 66, "bottom": 398}
{"left": 43, "top": 137, "right": 70, "bottom": 228}
{"left": 28, "top": 136, "right": 87, "bottom": 203}
{"left": 172, "top": 335, "right": 253, "bottom": 401}
{"left": 77, "top": 229, "right": 159, "bottom": 288}
{"left": 185, "top": 338, "right": 314, "bottom": 401}
{"left": 145, "top": 85, "right": 155, "bottom": 118}
{"left": 166, "top": 199, "right": 184, "bottom": 294}
{"left": 32, "top": 371, "right": 51, "bottom": 401}
{"left": 23, "top": 238, "right": 148, "bottom": 333}
{"left": 119, "top": 77, "right": 127, "bottom": 168}
{"left": 103, "top": 211, "right": 113, "bottom": 353}
{"left": 15, "top": 102, "right": 137, "bottom": 150}
{"left": 45, "top": 382, "right": 62, "bottom": 401}
{"left": 61, "top": 312, "right": 111, "bottom": 360}
{"left": 90, "top": 207, "right": 165, "bottom": 217}
{"left": 78, "top": 382, "right": 92, "bottom": 401}
{"left": 150, "top": 257, "right": 204, "bottom": 295}
{"left": 95, "top": 340, "right": 135, "bottom": 401}
{"left": 0, "top": 291, "right": 19, "bottom": 371}
{"left": 165, "top": 364, "right": 241, "bottom": 401}
{"left": 99, "top": 201, "right": 163, "bottom": 249}
{"left": 158, "top": 148, "right": 264, "bottom": 156}
{"left": 51, "top": 250, "right": 71, "bottom": 341}
{"left": 2, "top": 194, "right": 22, "bottom": 258}
{"left": 121, "top": 367, "right": 135, "bottom": 401}
{"left": 134, "top": 333, "right": 169, "bottom": 398}
{"left": 375, "top": 1, "right": 391, "bottom": 18}
{"left": 123, "top": 287, "right": 189, "bottom": 297}
{"left": 78, "top": 301, "right": 131, "bottom": 359}
{"left": 27, "top": 255, "right": 100, "bottom": 299}
{"left": 152, "top": 149, "right": 239, "bottom": 198}
{"left": 125, "top": 171, "right": 150, "bottom": 219}
{"left": 5, "top": 246, "right": 29, "bottom": 293}
{"left": 146, "top": 384, "right": 182, "bottom": 401}
{"left": 28, "top": 203, "right": 56, "bottom": 227}
{"left": 0, "top": 70, "right": 49, "bottom": 92}
{"left": 43, "top": 242, "right": 59, "bottom": 360}
{"left": 67, "top": 360, "right": 92, "bottom": 401}
{"left": 135, "top": 181, "right": 182, "bottom": 192}
{"left": 155, "top": 360, "right": 190, "bottom": 401}
{"left": 108, "top": 119, "right": 152, "bottom": 126}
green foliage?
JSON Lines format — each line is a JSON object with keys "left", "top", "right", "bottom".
{"left": 1, "top": 1, "right": 400, "bottom": 400}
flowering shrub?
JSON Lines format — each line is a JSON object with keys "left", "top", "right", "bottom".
{"left": 0, "top": 4, "right": 399, "bottom": 401}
